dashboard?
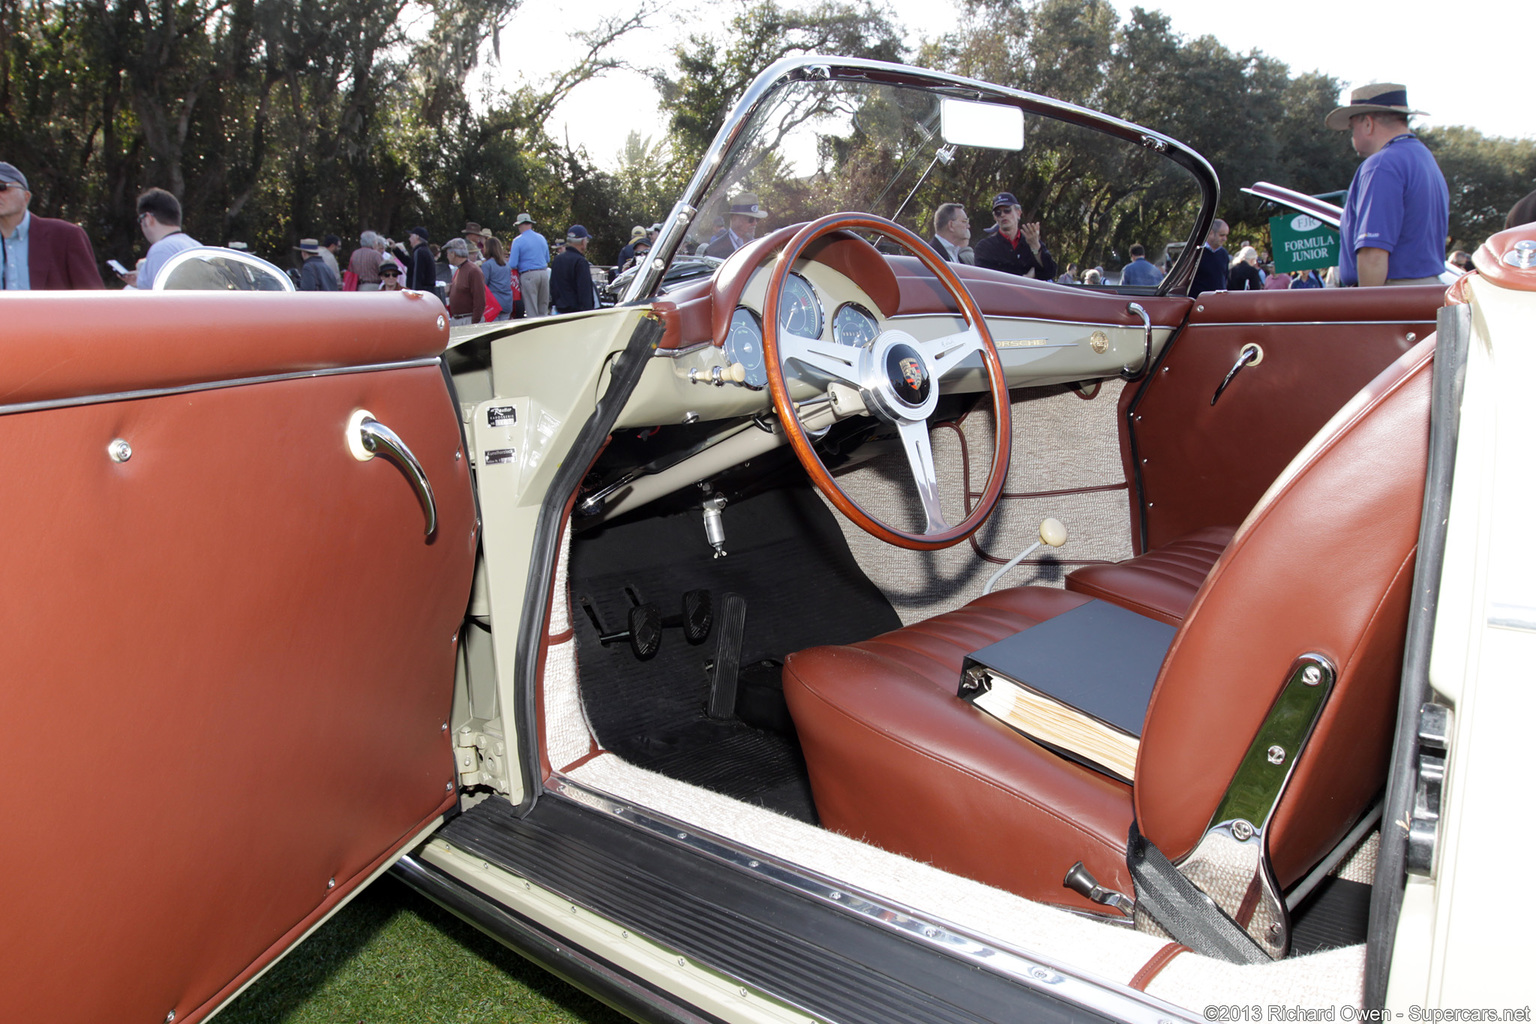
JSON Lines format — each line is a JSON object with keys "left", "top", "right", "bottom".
{"left": 614, "top": 239, "right": 1176, "bottom": 431}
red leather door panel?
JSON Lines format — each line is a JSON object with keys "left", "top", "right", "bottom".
{"left": 1126, "top": 285, "right": 1441, "bottom": 549}
{"left": 0, "top": 293, "right": 477, "bottom": 1024}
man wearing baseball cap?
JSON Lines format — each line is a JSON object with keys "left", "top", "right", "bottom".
{"left": 1326, "top": 82, "right": 1448, "bottom": 287}
{"left": 0, "top": 162, "right": 103, "bottom": 289}
{"left": 550, "top": 225, "right": 598, "bottom": 314}
{"left": 973, "top": 192, "right": 1056, "bottom": 281}
{"left": 703, "top": 192, "right": 768, "bottom": 258}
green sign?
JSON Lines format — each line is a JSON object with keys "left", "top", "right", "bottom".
{"left": 1269, "top": 213, "right": 1339, "bottom": 273}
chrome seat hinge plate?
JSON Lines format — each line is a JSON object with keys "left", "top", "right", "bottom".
{"left": 1175, "top": 652, "right": 1335, "bottom": 959}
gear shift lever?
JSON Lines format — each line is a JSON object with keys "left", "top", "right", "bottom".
{"left": 982, "top": 518, "right": 1067, "bottom": 595}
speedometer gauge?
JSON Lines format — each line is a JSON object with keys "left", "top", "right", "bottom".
{"left": 832, "top": 302, "right": 880, "bottom": 348}
{"left": 724, "top": 307, "right": 767, "bottom": 388}
{"left": 778, "top": 273, "right": 824, "bottom": 339}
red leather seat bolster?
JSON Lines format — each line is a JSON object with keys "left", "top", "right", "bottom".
{"left": 783, "top": 587, "right": 1136, "bottom": 913}
{"left": 1065, "top": 526, "right": 1237, "bottom": 625}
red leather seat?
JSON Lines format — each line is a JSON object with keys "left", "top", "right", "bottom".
{"left": 784, "top": 337, "right": 1434, "bottom": 916}
{"left": 1065, "top": 526, "right": 1236, "bottom": 626}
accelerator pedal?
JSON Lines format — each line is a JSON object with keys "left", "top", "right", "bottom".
{"left": 706, "top": 593, "right": 747, "bottom": 719}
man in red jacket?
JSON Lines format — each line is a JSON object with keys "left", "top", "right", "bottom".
{"left": 0, "top": 162, "right": 103, "bottom": 290}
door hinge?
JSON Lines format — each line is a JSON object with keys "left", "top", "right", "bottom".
{"left": 454, "top": 718, "right": 512, "bottom": 794}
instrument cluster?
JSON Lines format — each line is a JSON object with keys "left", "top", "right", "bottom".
{"left": 723, "top": 272, "right": 882, "bottom": 388}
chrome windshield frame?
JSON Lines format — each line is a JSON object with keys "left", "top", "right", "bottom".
{"left": 621, "top": 55, "right": 1220, "bottom": 304}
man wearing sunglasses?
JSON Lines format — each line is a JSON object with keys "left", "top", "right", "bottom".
{"left": 0, "top": 162, "right": 103, "bottom": 290}
{"left": 973, "top": 191, "right": 1056, "bottom": 282}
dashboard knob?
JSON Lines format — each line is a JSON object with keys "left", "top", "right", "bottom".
{"left": 728, "top": 363, "right": 747, "bottom": 383}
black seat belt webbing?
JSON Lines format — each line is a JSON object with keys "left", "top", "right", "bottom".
{"left": 1126, "top": 822, "right": 1271, "bottom": 965}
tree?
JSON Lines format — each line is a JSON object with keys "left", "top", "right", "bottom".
{"left": 654, "top": 0, "right": 907, "bottom": 179}
{"left": 1423, "top": 126, "right": 1536, "bottom": 250}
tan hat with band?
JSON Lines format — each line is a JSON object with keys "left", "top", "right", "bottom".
{"left": 1324, "top": 83, "right": 1426, "bottom": 131}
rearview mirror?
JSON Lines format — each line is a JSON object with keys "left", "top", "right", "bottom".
{"left": 940, "top": 98, "right": 1025, "bottom": 151}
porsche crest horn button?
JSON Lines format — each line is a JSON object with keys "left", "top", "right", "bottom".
{"left": 886, "top": 344, "right": 930, "bottom": 405}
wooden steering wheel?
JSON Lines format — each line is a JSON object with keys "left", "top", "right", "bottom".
{"left": 760, "top": 213, "right": 1012, "bottom": 549}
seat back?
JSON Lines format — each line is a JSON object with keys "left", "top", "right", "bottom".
{"left": 1135, "top": 335, "right": 1434, "bottom": 887}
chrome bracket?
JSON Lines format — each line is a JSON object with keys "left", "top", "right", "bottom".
{"left": 1406, "top": 702, "right": 1452, "bottom": 877}
{"left": 1174, "top": 653, "right": 1335, "bottom": 959}
{"left": 1120, "top": 302, "right": 1153, "bottom": 381}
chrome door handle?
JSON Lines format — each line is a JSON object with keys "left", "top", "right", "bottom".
{"left": 1210, "top": 343, "right": 1264, "bottom": 406}
{"left": 346, "top": 410, "right": 438, "bottom": 538}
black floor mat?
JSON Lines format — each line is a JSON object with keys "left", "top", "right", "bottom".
{"left": 570, "top": 484, "right": 901, "bottom": 823}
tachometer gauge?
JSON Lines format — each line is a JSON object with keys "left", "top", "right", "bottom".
{"left": 724, "top": 307, "right": 767, "bottom": 388}
{"left": 832, "top": 302, "right": 880, "bottom": 348}
{"left": 778, "top": 273, "right": 824, "bottom": 339}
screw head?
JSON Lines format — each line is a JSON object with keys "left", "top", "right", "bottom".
{"left": 1267, "top": 744, "right": 1286, "bottom": 765}
{"left": 327, "top": 877, "right": 336, "bottom": 889}
{"left": 1231, "top": 819, "right": 1255, "bottom": 841}
{"left": 108, "top": 439, "right": 133, "bottom": 463}
{"left": 1302, "top": 665, "right": 1322, "bottom": 686}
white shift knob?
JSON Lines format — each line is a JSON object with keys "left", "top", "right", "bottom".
{"left": 1039, "top": 517, "right": 1067, "bottom": 547}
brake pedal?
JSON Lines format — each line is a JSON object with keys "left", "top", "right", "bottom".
{"left": 706, "top": 593, "right": 747, "bottom": 719}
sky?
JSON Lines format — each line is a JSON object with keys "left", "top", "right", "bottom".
{"left": 488, "top": 0, "right": 1528, "bottom": 170}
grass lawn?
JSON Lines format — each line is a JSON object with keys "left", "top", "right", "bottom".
{"left": 217, "top": 876, "right": 631, "bottom": 1024}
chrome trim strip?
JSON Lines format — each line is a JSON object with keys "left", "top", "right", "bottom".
{"left": 1489, "top": 602, "right": 1536, "bottom": 632}
{"left": 888, "top": 311, "right": 1169, "bottom": 332}
{"left": 1186, "top": 319, "right": 1432, "bottom": 328}
{"left": 651, "top": 341, "right": 717, "bottom": 359}
{"left": 549, "top": 774, "right": 1198, "bottom": 1024}
{"left": 0, "top": 357, "right": 444, "bottom": 417}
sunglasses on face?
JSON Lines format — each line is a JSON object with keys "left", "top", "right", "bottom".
{"left": 0, "top": 182, "right": 26, "bottom": 193}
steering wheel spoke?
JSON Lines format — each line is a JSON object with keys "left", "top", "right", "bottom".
{"left": 920, "top": 324, "right": 987, "bottom": 380}
{"left": 779, "top": 331, "right": 861, "bottom": 387}
{"left": 895, "top": 419, "right": 950, "bottom": 535}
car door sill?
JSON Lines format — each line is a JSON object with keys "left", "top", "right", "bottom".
{"left": 414, "top": 792, "right": 1177, "bottom": 1024}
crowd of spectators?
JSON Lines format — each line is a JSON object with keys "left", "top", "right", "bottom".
{"left": 2, "top": 141, "right": 1530, "bottom": 311}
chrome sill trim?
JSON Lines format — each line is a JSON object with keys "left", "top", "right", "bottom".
{"left": 887, "top": 311, "right": 1153, "bottom": 332}
{"left": 650, "top": 341, "right": 717, "bottom": 359}
{"left": 549, "top": 773, "right": 1197, "bottom": 1024}
{"left": 1489, "top": 602, "right": 1536, "bottom": 632}
{"left": 0, "top": 357, "right": 444, "bottom": 417}
{"left": 1186, "top": 319, "right": 1433, "bottom": 328}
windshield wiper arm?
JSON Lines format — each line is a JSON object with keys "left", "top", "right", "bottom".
{"left": 890, "top": 144, "right": 956, "bottom": 225}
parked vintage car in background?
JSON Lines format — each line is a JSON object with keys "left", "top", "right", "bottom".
{"left": 3, "top": 57, "right": 1532, "bottom": 1023}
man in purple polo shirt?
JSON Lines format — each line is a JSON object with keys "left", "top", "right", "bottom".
{"left": 1326, "top": 82, "right": 1448, "bottom": 287}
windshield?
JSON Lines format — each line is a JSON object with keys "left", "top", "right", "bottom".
{"left": 634, "top": 58, "right": 1216, "bottom": 300}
